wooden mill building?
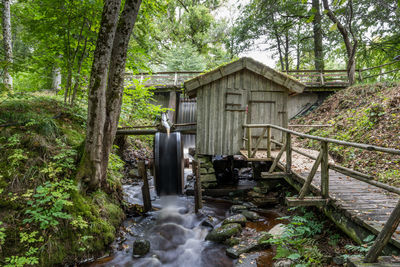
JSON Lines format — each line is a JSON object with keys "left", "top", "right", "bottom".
{"left": 184, "top": 57, "right": 305, "bottom": 156}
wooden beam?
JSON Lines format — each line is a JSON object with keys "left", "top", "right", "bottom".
{"left": 286, "top": 132, "right": 292, "bottom": 173}
{"left": 138, "top": 161, "right": 152, "bottom": 213}
{"left": 268, "top": 140, "right": 286, "bottom": 173}
{"left": 261, "top": 172, "right": 287, "bottom": 179}
{"left": 247, "top": 127, "right": 252, "bottom": 159}
{"left": 251, "top": 127, "right": 268, "bottom": 158}
{"left": 321, "top": 141, "right": 329, "bottom": 198}
{"left": 285, "top": 196, "right": 328, "bottom": 207}
{"left": 364, "top": 199, "right": 400, "bottom": 263}
{"left": 299, "top": 151, "right": 323, "bottom": 199}
{"left": 267, "top": 126, "right": 271, "bottom": 158}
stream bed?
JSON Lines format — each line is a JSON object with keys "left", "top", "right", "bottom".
{"left": 84, "top": 175, "right": 284, "bottom": 267}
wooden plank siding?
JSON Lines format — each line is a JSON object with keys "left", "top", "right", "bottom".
{"left": 188, "top": 58, "right": 302, "bottom": 156}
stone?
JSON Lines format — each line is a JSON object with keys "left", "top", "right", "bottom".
{"left": 200, "top": 168, "right": 208, "bottom": 175}
{"left": 186, "top": 175, "right": 194, "bottom": 181}
{"left": 201, "top": 216, "right": 219, "bottom": 228}
{"left": 332, "top": 256, "right": 345, "bottom": 265}
{"left": 132, "top": 239, "right": 150, "bottom": 257}
{"left": 234, "top": 252, "right": 261, "bottom": 267}
{"left": 252, "top": 197, "right": 278, "bottom": 207}
{"left": 226, "top": 231, "right": 271, "bottom": 258}
{"left": 241, "top": 211, "right": 261, "bottom": 221}
{"left": 223, "top": 214, "right": 247, "bottom": 226}
{"left": 268, "top": 223, "right": 286, "bottom": 239}
{"left": 205, "top": 223, "right": 242, "bottom": 243}
{"left": 128, "top": 168, "right": 139, "bottom": 178}
{"left": 230, "top": 205, "right": 247, "bottom": 213}
{"left": 225, "top": 237, "right": 240, "bottom": 247}
{"left": 207, "top": 167, "right": 215, "bottom": 173}
{"left": 201, "top": 174, "right": 217, "bottom": 183}
{"left": 247, "top": 191, "right": 265, "bottom": 198}
{"left": 273, "top": 259, "right": 294, "bottom": 267}
{"left": 188, "top": 147, "right": 196, "bottom": 156}
{"left": 203, "top": 182, "right": 217, "bottom": 189}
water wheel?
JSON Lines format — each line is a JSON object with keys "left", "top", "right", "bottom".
{"left": 154, "top": 132, "right": 184, "bottom": 195}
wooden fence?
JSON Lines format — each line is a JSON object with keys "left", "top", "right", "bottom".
{"left": 243, "top": 123, "right": 400, "bottom": 263}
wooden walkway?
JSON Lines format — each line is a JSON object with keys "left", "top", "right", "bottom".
{"left": 295, "top": 169, "right": 400, "bottom": 247}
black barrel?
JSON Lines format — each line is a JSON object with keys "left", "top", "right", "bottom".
{"left": 154, "top": 132, "right": 184, "bottom": 195}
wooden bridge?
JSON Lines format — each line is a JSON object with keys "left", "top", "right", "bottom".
{"left": 242, "top": 123, "right": 400, "bottom": 264}
{"left": 126, "top": 60, "right": 399, "bottom": 92}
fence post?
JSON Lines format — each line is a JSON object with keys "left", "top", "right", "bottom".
{"left": 138, "top": 161, "right": 152, "bottom": 213}
{"left": 320, "top": 141, "right": 329, "bottom": 198}
{"left": 364, "top": 199, "right": 400, "bottom": 263}
{"left": 286, "top": 132, "right": 292, "bottom": 173}
{"left": 267, "top": 126, "right": 271, "bottom": 158}
{"left": 320, "top": 71, "right": 325, "bottom": 86}
{"left": 193, "top": 160, "right": 203, "bottom": 213}
{"left": 247, "top": 127, "right": 252, "bottom": 158}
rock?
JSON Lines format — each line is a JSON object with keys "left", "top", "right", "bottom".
{"left": 268, "top": 223, "right": 286, "bottom": 239}
{"left": 252, "top": 197, "right": 278, "bottom": 207}
{"left": 205, "top": 223, "right": 242, "bottom": 243}
{"left": 223, "top": 214, "right": 247, "bottom": 226}
{"left": 225, "top": 237, "right": 240, "bottom": 247}
{"left": 230, "top": 205, "right": 247, "bottom": 213}
{"left": 186, "top": 175, "right": 194, "bottom": 181}
{"left": 226, "top": 231, "right": 271, "bottom": 258}
{"left": 128, "top": 168, "right": 139, "bottom": 178}
{"left": 201, "top": 174, "right": 217, "bottom": 182}
{"left": 234, "top": 252, "right": 261, "bottom": 267}
{"left": 132, "top": 239, "right": 150, "bottom": 257}
{"left": 201, "top": 216, "right": 219, "bottom": 228}
{"left": 207, "top": 167, "right": 215, "bottom": 173}
{"left": 200, "top": 168, "right": 208, "bottom": 175}
{"left": 242, "top": 202, "right": 257, "bottom": 209}
{"left": 241, "top": 210, "right": 261, "bottom": 221}
{"left": 273, "top": 259, "right": 293, "bottom": 267}
{"left": 188, "top": 147, "right": 196, "bottom": 156}
{"left": 247, "top": 191, "right": 265, "bottom": 198}
{"left": 332, "top": 256, "right": 345, "bottom": 265}
{"left": 203, "top": 182, "right": 217, "bottom": 189}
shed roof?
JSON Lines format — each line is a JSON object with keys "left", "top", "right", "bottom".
{"left": 184, "top": 57, "right": 305, "bottom": 97}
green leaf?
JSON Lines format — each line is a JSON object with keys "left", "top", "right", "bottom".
{"left": 329, "top": 23, "right": 338, "bottom": 31}
{"left": 288, "top": 253, "right": 301, "bottom": 260}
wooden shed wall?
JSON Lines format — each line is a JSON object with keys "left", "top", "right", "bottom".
{"left": 196, "top": 69, "right": 288, "bottom": 156}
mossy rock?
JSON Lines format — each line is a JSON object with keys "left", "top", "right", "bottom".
{"left": 132, "top": 239, "right": 150, "bottom": 257}
{"left": 230, "top": 205, "right": 247, "bottom": 213}
{"left": 241, "top": 210, "right": 261, "bottom": 221}
{"left": 223, "top": 214, "right": 247, "bottom": 226}
{"left": 205, "top": 223, "right": 242, "bottom": 243}
{"left": 201, "top": 174, "right": 217, "bottom": 182}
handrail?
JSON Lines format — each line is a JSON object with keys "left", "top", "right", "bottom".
{"left": 243, "top": 124, "right": 400, "bottom": 155}
{"left": 243, "top": 123, "right": 400, "bottom": 263}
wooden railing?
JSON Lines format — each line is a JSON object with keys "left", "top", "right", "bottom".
{"left": 243, "top": 123, "right": 400, "bottom": 263}
{"left": 125, "top": 61, "right": 399, "bottom": 89}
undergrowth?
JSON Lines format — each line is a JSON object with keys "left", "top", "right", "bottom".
{"left": 0, "top": 94, "right": 125, "bottom": 266}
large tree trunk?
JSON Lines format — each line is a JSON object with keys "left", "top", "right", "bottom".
{"left": 76, "top": 0, "right": 122, "bottom": 189}
{"left": 312, "top": 0, "right": 324, "bottom": 71}
{"left": 322, "top": 0, "right": 357, "bottom": 85}
{"left": 51, "top": 64, "right": 62, "bottom": 93}
{"left": 77, "top": 0, "right": 142, "bottom": 191}
{"left": 2, "top": 0, "right": 13, "bottom": 91}
{"left": 100, "top": 0, "right": 142, "bottom": 185}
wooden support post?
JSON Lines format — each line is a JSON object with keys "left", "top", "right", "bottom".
{"left": 286, "top": 132, "right": 292, "bottom": 173}
{"left": 364, "top": 199, "right": 400, "bottom": 263}
{"left": 267, "top": 126, "right": 271, "bottom": 158}
{"left": 268, "top": 139, "right": 286, "bottom": 173}
{"left": 320, "top": 141, "right": 329, "bottom": 198}
{"left": 251, "top": 127, "right": 268, "bottom": 158}
{"left": 138, "top": 161, "right": 152, "bottom": 213}
{"left": 320, "top": 72, "right": 325, "bottom": 86}
{"left": 193, "top": 160, "right": 202, "bottom": 213}
{"left": 247, "top": 127, "right": 252, "bottom": 158}
{"left": 299, "top": 151, "right": 323, "bottom": 199}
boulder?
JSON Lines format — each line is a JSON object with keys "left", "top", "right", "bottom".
{"left": 268, "top": 223, "right": 286, "bottom": 239}
{"left": 188, "top": 147, "right": 196, "bottom": 156}
{"left": 230, "top": 205, "right": 247, "bottom": 213}
{"left": 223, "top": 214, "right": 247, "bottom": 226}
{"left": 234, "top": 252, "right": 261, "bottom": 267}
{"left": 225, "top": 237, "right": 240, "bottom": 247}
{"left": 186, "top": 174, "right": 194, "bottom": 181}
{"left": 200, "top": 168, "right": 208, "bottom": 175}
{"left": 207, "top": 167, "right": 215, "bottom": 173}
{"left": 273, "top": 259, "right": 293, "bottom": 267}
{"left": 132, "top": 239, "right": 150, "bottom": 257}
{"left": 201, "top": 216, "right": 219, "bottom": 229}
{"left": 203, "top": 182, "right": 217, "bottom": 189}
{"left": 241, "top": 210, "right": 261, "bottom": 221}
{"left": 205, "top": 223, "right": 242, "bottom": 243}
{"left": 226, "top": 231, "right": 271, "bottom": 258}
{"left": 201, "top": 174, "right": 217, "bottom": 183}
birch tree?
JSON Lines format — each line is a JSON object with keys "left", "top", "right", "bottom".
{"left": 2, "top": 0, "right": 13, "bottom": 91}
{"left": 77, "top": 0, "right": 142, "bottom": 190}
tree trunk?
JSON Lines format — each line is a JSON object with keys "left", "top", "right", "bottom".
{"left": 100, "top": 0, "right": 142, "bottom": 185}
{"left": 71, "top": 38, "right": 88, "bottom": 106}
{"left": 77, "top": 0, "right": 142, "bottom": 191}
{"left": 76, "top": 0, "right": 122, "bottom": 190}
{"left": 322, "top": 0, "right": 357, "bottom": 85}
{"left": 52, "top": 62, "right": 62, "bottom": 93}
{"left": 312, "top": 0, "right": 324, "bottom": 71}
{"left": 2, "top": 0, "right": 13, "bottom": 91}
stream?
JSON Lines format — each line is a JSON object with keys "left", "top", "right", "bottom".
{"left": 84, "top": 171, "right": 283, "bottom": 267}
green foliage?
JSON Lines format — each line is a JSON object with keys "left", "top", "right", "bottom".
{"left": 267, "top": 210, "right": 325, "bottom": 266}
{"left": 24, "top": 179, "right": 75, "bottom": 230}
